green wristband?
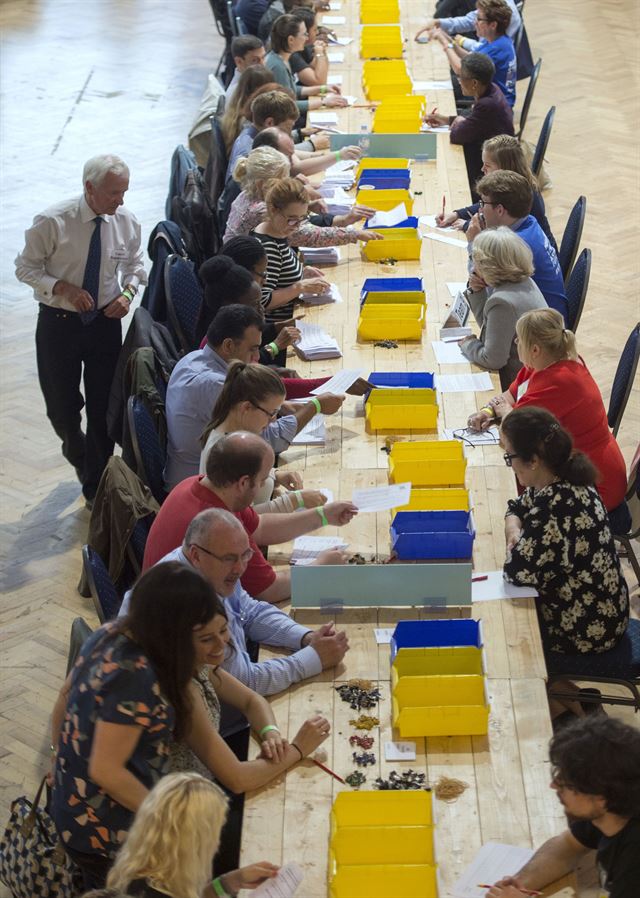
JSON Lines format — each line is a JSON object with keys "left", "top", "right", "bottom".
{"left": 316, "top": 505, "right": 328, "bottom": 527}
{"left": 320, "top": 85, "right": 327, "bottom": 96}
{"left": 267, "top": 341, "right": 279, "bottom": 355}
{"left": 295, "top": 490, "right": 305, "bottom": 508}
{"left": 212, "top": 877, "right": 231, "bottom": 898}
{"left": 335, "top": 150, "right": 341, "bottom": 162}
{"left": 310, "top": 396, "right": 321, "bottom": 414}
{"left": 259, "top": 724, "right": 280, "bottom": 739}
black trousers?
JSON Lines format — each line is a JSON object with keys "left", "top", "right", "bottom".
{"left": 64, "top": 844, "right": 112, "bottom": 890}
{"left": 214, "top": 726, "right": 251, "bottom": 876}
{"left": 35, "top": 304, "right": 121, "bottom": 500}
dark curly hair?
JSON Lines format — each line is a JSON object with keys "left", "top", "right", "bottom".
{"left": 549, "top": 716, "right": 640, "bottom": 816}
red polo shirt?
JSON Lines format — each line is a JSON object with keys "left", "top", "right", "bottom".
{"left": 142, "top": 476, "right": 276, "bottom": 597}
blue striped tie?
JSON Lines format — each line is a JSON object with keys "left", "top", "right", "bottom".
{"left": 80, "top": 216, "right": 103, "bottom": 325}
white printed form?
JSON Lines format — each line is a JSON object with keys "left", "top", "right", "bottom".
{"left": 253, "top": 862, "right": 305, "bottom": 898}
{"left": 431, "top": 340, "right": 467, "bottom": 364}
{"left": 291, "top": 536, "right": 348, "bottom": 565}
{"left": 352, "top": 482, "right": 411, "bottom": 512}
{"left": 310, "top": 369, "right": 363, "bottom": 395}
{"left": 452, "top": 842, "right": 534, "bottom": 898}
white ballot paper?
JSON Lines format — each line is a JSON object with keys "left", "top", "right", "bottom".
{"left": 424, "top": 232, "right": 468, "bottom": 248}
{"left": 323, "top": 15, "right": 346, "bottom": 24}
{"left": 414, "top": 80, "right": 451, "bottom": 91}
{"left": 291, "top": 414, "right": 326, "bottom": 445}
{"left": 333, "top": 36, "right": 354, "bottom": 45}
{"left": 369, "top": 203, "right": 408, "bottom": 228}
{"left": 343, "top": 94, "right": 358, "bottom": 105}
{"left": 294, "top": 321, "right": 342, "bottom": 360}
{"left": 420, "top": 124, "right": 450, "bottom": 133}
{"left": 374, "top": 627, "right": 394, "bottom": 644}
{"left": 308, "top": 110, "right": 339, "bottom": 126}
{"left": 436, "top": 372, "right": 493, "bottom": 393}
{"left": 471, "top": 571, "right": 539, "bottom": 603}
{"left": 452, "top": 842, "right": 535, "bottom": 898}
{"left": 443, "top": 426, "right": 500, "bottom": 446}
{"left": 447, "top": 281, "right": 468, "bottom": 297}
{"left": 329, "top": 1, "right": 342, "bottom": 8}
{"left": 299, "top": 283, "right": 343, "bottom": 306}
{"left": 419, "top": 214, "right": 453, "bottom": 231}
{"left": 253, "top": 862, "right": 304, "bottom": 898}
{"left": 291, "top": 535, "right": 348, "bottom": 565}
{"left": 310, "top": 368, "right": 363, "bottom": 395}
{"left": 328, "top": 51, "right": 345, "bottom": 63}
{"left": 352, "top": 482, "right": 411, "bottom": 512}
{"left": 440, "top": 327, "right": 473, "bottom": 341}
{"left": 327, "top": 73, "right": 343, "bottom": 85}
{"left": 385, "top": 740, "right": 417, "bottom": 761}
{"left": 431, "top": 340, "right": 467, "bottom": 364}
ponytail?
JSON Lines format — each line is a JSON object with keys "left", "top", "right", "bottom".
{"left": 200, "top": 360, "right": 285, "bottom": 445}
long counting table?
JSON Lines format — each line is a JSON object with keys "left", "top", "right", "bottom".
{"left": 240, "top": 2, "right": 568, "bottom": 894}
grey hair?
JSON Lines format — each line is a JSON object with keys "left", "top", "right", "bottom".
{"left": 183, "top": 508, "right": 244, "bottom": 548}
{"left": 82, "top": 154, "right": 129, "bottom": 187}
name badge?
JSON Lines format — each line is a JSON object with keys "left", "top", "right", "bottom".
{"left": 110, "top": 246, "right": 128, "bottom": 260}
{"left": 516, "top": 379, "right": 529, "bottom": 401}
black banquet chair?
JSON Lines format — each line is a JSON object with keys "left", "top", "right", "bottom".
{"left": 607, "top": 322, "right": 640, "bottom": 438}
{"left": 558, "top": 196, "right": 587, "bottom": 286}
{"left": 516, "top": 57, "right": 542, "bottom": 140}
{"left": 82, "top": 545, "right": 123, "bottom": 623}
{"left": 127, "top": 395, "right": 168, "bottom": 506}
{"left": 565, "top": 248, "right": 591, "bottom": 333}
{"left": 531, "top": 106, "right": 556, "bottom": 180}
{"left": 164, "top": 253, "right": 204, "bottom": 354}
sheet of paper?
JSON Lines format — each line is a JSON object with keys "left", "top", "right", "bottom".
{"left": 299, "top": 282, "right": 343, "bottom": 305}
{"left": 329, "top": 1, "right": 342, "bottom": 8}
{"left": 253, "top": 862, "right": 304, "bottom": 898}
{"left": 309, "top": 368, "right": 363, "bottom": 395}
{"left": 352, "top": 482, "right": 411, "bottom": 512}
{"left": 447, "top": 281, "right": 468, "bottom": 297}
{"left": 424, "top": 232, "right": 468, "bottom": 248}
{"left": 291, "top": 414, "right": 326, "bottom": 445}
{"left": 333, "top": 36, "right": 354, "bottom": 45}
{"left": 436, "top": 372, "right": 493, "bottom": 393}
{"left": 327, "top": 51, "right": 345, "bottom": 62}
{"left": 291, "top": 535, "right": 348, "bottom": 565}
{"left": 323, "top": 15, "right": 346, "bottom": 24}
{"left": 420, "top": 124, "right": 450, "bottom": 133}
{"left": 343, "top": 94, "right": 358, "bottom": 105}
{"left": 431, "top": 340, "right": 467, "bottom": 364}
{"left": 369, "top": 202, "right": 408, "bottom": 228}
{"left": 308, "top": 110, "right": 339, "bottom": 126}
{"left": 452, "top": 842, "right": 535, "bottom": 898}
{"left": 471, "top": 571, "right": 539, "bottom": 603}
{"left": 418, "top": 214, "right": 453, "bottom": 231}
{"left": 374, "top": 627, "right": 394, "bottom": 644}
{"left": 327, "top": 74, "right": 343, "bottom": 85}
{"left": 384, "top": 740, "right": 417, "bottom": 761}
{"left": 443, "top": 426, "right": 500, "bottom": 446}
{"left": 413, "top": 79, "right": 451, "bottom": 91}
{"left": 440, "top": 327, "right": 473, "bottom": 341}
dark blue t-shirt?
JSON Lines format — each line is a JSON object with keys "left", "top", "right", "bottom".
{"left": 513, "top": 215, "right": 568, "bottom": 322}
{"left": 478, "top": 35, "right": 517, "bottom": 107}
{"left": 234, "top": 0, "right": 269, "bottom": 35}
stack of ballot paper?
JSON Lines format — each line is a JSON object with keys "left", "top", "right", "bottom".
{"left": 294, "top": 320, "right": 342, "bottom": 360}
{"left": 290, "top": 535, "right": 349, "bottom": 565}
{"left": 301, "top": 245, "right": 341, "bottom": 265}
{"left": 322, "top": 159, "right": 357, "bottom": 189}
{"left": 299, "top": 283, "right": 343, "bottom": 305}
{"left": 308, "top": 110, "right": 340, "bottom": 127}
{"left": 368, "top": 203, "right": 408, "bottom": 228}
{"left": 319, "top": 186, "right": 355, "bottom": 215}
{"left": 291, "top": 413, "right": 326, "bottom": 445}
{"left": 327, "top": 51, "right": 345, "bottom": 63}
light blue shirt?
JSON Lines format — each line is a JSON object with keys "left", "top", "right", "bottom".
{"left": 439, "top": 0, "right": 521, "bottom": 45}
{"left": 164, "top": 343, "right": 298, "bottom": 490}
{"left": 119, "top": 546, "right": 322, "bottom": 735}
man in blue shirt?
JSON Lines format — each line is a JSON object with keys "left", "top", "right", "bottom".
{"left": 467, "top": 171, "right": 568, "bottom": 323}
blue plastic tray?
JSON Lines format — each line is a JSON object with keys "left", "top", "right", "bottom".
{"left": 390, "top": 619, "right": 482, "bottom": 663}
{"left": 368, "top": 372, "right": 435, "bottom": 389}
{"left": 360, "top": 277, "right": 423, "bottom": 301}
{"left": 364, "top": 215, "right": 419, "bottom": 229}
{"left": 391, "top": 511, "right": 475, "bottom": 560}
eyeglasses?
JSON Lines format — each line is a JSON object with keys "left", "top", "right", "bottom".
{"left": 250, "top": 400, "right": 281, "bottom": 419}
{"left": 503, "top": 452, "right": 520, "bottom": 467}
{"left": 252, "top": 266, "right": 267, "bottom": 282}
{"left": 191, "top": 544, "right": 255, "bottom": 564}
{"left": 452, "top": 427, "right": 498, "bottom": 448}
{"left": 278, "top": 212, "right": 307, "bottom": 226}
{"left": 478, "top": 199, "right": 500, "bottom": 208}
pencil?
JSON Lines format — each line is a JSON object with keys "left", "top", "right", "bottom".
{"left": 313, "top": 759, "right": 346, "bottom": 784}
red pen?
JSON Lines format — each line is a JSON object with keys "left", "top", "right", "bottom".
{"left": 313, "top": 759, "right": 346, "bottom": 784}
{"left": 472, "top": 575, "right": 488, "bottom": 582}
{"left": 442, "top": 193, "right": 446, "bottom": 217}
{"left": 430, "top": 106, "right": 438, "bottom": 115}
{"left": 477, "top": 887, "right": 541, "bottom": 897}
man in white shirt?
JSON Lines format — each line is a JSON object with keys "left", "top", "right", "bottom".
{"left": 15, "top": 155, "right": 147, "bottom": 506}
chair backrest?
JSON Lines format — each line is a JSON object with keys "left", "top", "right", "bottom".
{"left": 66, "top": 617, "right": 93, "bottom": 674}
{"left": 126, "top": 513, "right": 155, "bottom": 575}
{"left": 226, "top": 0, "right": 239, "bottom": 36}
{"left": 608, "top": 323, "right": 640, "bottom": 437}
{"left": 565, "top": 247, "right": 591, "bottom": 333}
{"left": 531, "top": 105, "right": 556, "bottom": 179}
{"left": 558, "top": 196, "right": 587, "bottom": 285}
{"left": 205, "top": 115, "right": 228, "bottom": 209}
{"left": 516, "top": 57, "right": 541, "bottom": 140}
{"left": 165, "top": 145, "right": 198, "bottom": 221}
{"left": 164, "top": 254, "right": 203, "bottom": 353}
{"left": 82, "top": 545, "right": 122, "bottom": 623}
{"left": 127, "top": 395, "right": 167, "bottom": 504}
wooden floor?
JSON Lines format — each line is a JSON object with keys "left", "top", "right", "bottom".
{"left": 0, "top": 1, "right": 639, "bottom": 895}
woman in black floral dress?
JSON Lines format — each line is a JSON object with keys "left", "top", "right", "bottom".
{"left": 500, "top": 407, "right": 629, "bottom": 667}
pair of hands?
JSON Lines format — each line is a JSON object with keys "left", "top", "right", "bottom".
{"left": 300, "top": 264, "right": 330, "bottom": 296}
{"left": 273, "top": 470, "right": 329, "bottom": 511}
{"left": 467, "top": 396, "right": 509, "bottom": 432}
{"left": 54, "top": 280, "right": 131, "bottom": 318}
{"left": 259, "top": 713, "right": 332, "bottom": 763}
{"left": 485, "top": 878, "right": 532, "bottom": 898}
{"left": 436, "top": 210, "right": 466, "bottom": 230}
{"left": 333, "top": 204, "right": 376, "bottom": 227}
{"left": 302, "top": 620, "right": 349, "bottom": 668}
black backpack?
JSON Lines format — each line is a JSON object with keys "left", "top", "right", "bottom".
{"left": 141, "top": 220, "right": 187, "bottom": 324}
{"left": 172, "top": 168, "right": 220, "bottom": 270}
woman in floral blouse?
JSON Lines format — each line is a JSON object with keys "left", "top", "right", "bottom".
{"left": 501, "top": 407, "right": 629, "bottom": 669}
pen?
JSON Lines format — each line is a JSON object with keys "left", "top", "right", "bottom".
{"left": 476, "top": 887, "right": 541, "bottom": 896}
{"left": 472, "top": 575, "right": 488, "bottom": 582}
{"left": 313, "top": 759, "right": 346, "bottom": 784}
{"left": 442, "top": 193, "right": 446, "bottom": 217}
{"left": 430, "top": 106, "right": 438, "bottom": 115}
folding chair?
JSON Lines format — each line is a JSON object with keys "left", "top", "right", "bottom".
{"left": 607, "top": 323, "right": 640, "bottom": 437}
{"left": 531, "top": 106, "right": 555, "bottom": 179}
{"left": 82, "top": 545, "right": 123, "bottom": 623}
{"left": 127, "top": 395, "right": 168, "bottom": 505}
{"left": 565, "top": 248, "right": 591, "bottom": 333}
{"left": 164, "top": 253, "right": 204, "bottom": 354}
{"left": 558, "top": 196, "right": 587, "bottom": 285}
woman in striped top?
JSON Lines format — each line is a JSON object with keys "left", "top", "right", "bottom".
{"left": 251, "top": 177, "right": 330, "bottom": 323}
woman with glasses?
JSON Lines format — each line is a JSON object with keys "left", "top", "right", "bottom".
{"left": 198, "top": 360, "right": 326, "bottom": 512}
{"left": 459, "top": 226, "right": 546, "bottom": 388}
{"left": 467, "top": 308, "right": 628, "bottom": 514}
{"left": 500, "top": 407, "right": 629, "bottom": 676}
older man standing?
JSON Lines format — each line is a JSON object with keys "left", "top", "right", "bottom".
{"left": 15, "top": 155, "right": 147, "bottom": 506}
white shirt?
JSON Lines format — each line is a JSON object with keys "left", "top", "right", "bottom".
{"left": 15, "top": 194, "right": 148, "bottom": 312}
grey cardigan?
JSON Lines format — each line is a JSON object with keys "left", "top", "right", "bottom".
{"left": 265, "top": 51, "right": 308, "bottom": 114}
{"left": 460, "top": 278, "right": 547, "bottom": 388}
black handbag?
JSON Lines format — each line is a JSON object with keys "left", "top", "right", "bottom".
{"left": 0, "top": 775, "right": 82, "bottom": 897}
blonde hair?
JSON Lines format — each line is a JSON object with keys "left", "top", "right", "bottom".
{"left": 264, "top": 176, "right": 308, "bottom": 213}
{"left": 482, "top": 134, "right": 538, "bottom": 191}
{"left": 515, "top": 308, "right": 578, "bottom": 361}
{"left": 472, "top": 226, "right": 533, "bottom": 286}
{"left": 107, "top": 773, "right": 229, "bottom": 898}
{"left": 233, "top": 146, "right": 290, "bottom": 199}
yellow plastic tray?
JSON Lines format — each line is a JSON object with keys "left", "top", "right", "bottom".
{"left": 392, "top": 668, "right": 485, "bottom": 705}
{"left": 392, "top": 694, "right": 490, "bottom": 737}
{"left": 361, "top": 5, "right": 400, "bottom": 25}
{"left": 329, "top": 864, "right": 439, "bottom": 898}
{"left": 362, "top": 228, "right": 422, "bottom": 262}
{"left": 330, "top": 825, "right": 435, "bottom": 866}
{"left": 389, "top": 440, "right": 467, "bottom": 486}
{"left": 361, "top": 25, "right": 404, "bottom": 59}
{"left": 393, "top": 645, "right": 484, "bottom": 677}
{"left": 393, "top": 487, "right": 470, "bottom": 512}
{"left": 358, "top": 305, "right": 425, "bottom": 341}
{"left": 355, "top": 188, "right": 413, "bottom": 212}
{"left": 360, "top": 303, "right": 425, "bottom": 321}
{"left": 362, "top": 290, "right": 426, "bottom": 304}
{"left": 356, "top": 156, "right": 409, "bottom": 177}
{"left": 365, "top": 388, "right": 438, "bottom": 432}
{"left": 331, "top": 790, "right": 433, "bottom": 828}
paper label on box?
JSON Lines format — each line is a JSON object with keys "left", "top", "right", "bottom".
{"left": 384, "top": 741, "right": 417, "bottom": 761}
{"left": 374, "top": 627, "right": 394, "bottom": 644}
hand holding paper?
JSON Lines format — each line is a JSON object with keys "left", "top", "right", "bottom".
{"left": 352, "top": 482, "right": 411, "bottom": 512}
